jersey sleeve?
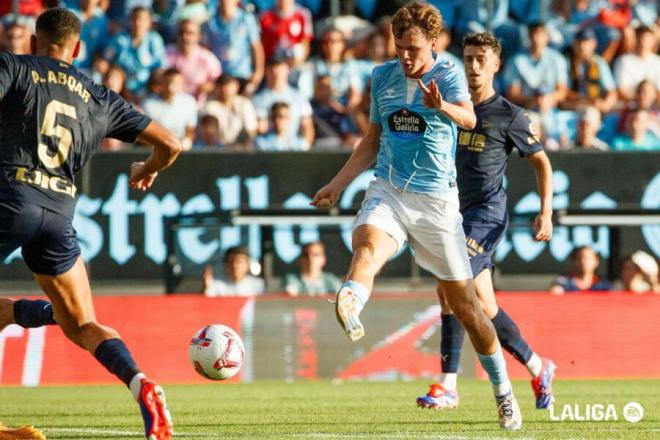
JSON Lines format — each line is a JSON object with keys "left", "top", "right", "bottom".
{"left": 105, "top": 89, "right": 151, "bottom": 142}
{"left": 0, "top": 52, "right": 18, "bottom": 100}
{"left": 439, "top": 63, "right": 471, "bottom": 103}
{"left": 506, "top": 109, "right": 544, "bottom": 157}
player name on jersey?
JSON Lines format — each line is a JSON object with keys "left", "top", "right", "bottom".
{"left": 30, "top": 69, "right": 91, "bottom": 103}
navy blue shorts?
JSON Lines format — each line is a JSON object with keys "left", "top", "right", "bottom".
{"left": 462, "top": 213, "right": 507, "bottom": 277}
{"left": 0, "top": 199, "right": 80, "bottom": 276}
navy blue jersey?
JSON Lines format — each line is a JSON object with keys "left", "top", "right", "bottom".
{"left": 0, "top": 52, "right": 150, "bottom": 219}
{"left": 456, "top": 94, "right": 543, "bottom": 219}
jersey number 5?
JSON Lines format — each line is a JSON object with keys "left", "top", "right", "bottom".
{"left": 38, "top": 100, "right": 77, "bottom": 169}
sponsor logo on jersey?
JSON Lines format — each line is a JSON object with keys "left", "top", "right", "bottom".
{"left": 387, "top": 108, "right": 426, "bottom": 140}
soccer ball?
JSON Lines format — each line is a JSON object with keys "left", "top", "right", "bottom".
{"left": 188, "top": 324, "right": 245, "bottom": 380}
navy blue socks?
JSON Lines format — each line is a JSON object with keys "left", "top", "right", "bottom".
{"left": 491, "top": 308, "right": 533, "bottom": 365}
{"left": 440, "top": 313, "right": 465, "bottom": 373}
{"left": 94, "top": 338, "right": 141, "bottom": 387}
{"left": 13, "top": 299, "right": 57, "bottom": 328}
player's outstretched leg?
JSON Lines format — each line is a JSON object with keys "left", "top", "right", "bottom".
{"left": 417, "top": 288, "right": 464, "bottom": 409}
{"left": 0, "top": 298, "right": 57, "bottom": 333}
{"left": 34, "top": 258, "right": 173, "bottom": 440}
{"left": 335, "top": 225, "right": 397, "bottom": 342}
{"left": 440, "top": 279, "right": 522, "bottom": 430}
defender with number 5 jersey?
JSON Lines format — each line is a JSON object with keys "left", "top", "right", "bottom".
{"left": 0, "top": 51, "right": 149, "bottom": 219}
{"left": 0, "top": 8, "right": 181, "bottom": 440}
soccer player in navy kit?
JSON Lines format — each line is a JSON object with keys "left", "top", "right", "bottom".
{"left": 0, "top": 9, "right": 180, "bottom": 440}
{"left": 416, "top": 33, "right": 556, "bottom": 411}
{"left": 312, "top": 3, "right": 522, "bottom": 430}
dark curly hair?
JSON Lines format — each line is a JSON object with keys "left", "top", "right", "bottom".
{"left": 391, "top": 1, "right": 442, "bottom": 41}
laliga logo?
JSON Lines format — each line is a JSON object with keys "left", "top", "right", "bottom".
{"left": 549, "top": 402, "right": 644, "bottom": 423}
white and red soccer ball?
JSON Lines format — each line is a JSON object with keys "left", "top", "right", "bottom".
{"left": 188, "top": 324, "right": 244, "bottom": 380}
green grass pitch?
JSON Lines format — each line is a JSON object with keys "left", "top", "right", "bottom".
{"left": 1, "top": 379, "right": 658, "bottom": 439}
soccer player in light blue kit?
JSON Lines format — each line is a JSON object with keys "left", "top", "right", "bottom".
{"left": 311, "top": 1, "right": 522, "bottom": 430}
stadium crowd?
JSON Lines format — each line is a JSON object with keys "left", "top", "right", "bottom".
{"left": 0, "top": 0, "right": 657, "bottom": 152}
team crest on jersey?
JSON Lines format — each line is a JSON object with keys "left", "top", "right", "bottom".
{"left": 388, "top": 108, "right": 427, "bottom": 140}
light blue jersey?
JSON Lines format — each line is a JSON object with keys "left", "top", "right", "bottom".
{"left": 370, "top": 55, "right": 471, "bottom": 194}
{"left": 203, "top": 9, "right": 261, "bottom": 80}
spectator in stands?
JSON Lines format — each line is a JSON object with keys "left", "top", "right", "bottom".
{"left": 614, "top": 25, "right": 659, "bottom": 101}
{"left": 550, "top": 245, "right": 612, "bottom": 294}
{"left": 0, "top": 0, "right": 43, "bottom": 16}
{"left": 204, "top": 0, "right": 264, "bottom": 96}
{"left": 352, "top": 79, "right": 372, "bottom": 138}
{"left": 568, "top": 107, "right": 609, "bottom": 151}
{"left": 170, "top": 0, "right": 210, "bottom": 24}
{"left": 194, "top": 114, "right": 222, "bottom": 148}
{"left": 203, "top": 246, "right": 265, "bottom": 296}
{"left": 259, "top": 0, "right": 314, "bottom": 65}
{"left": 298, "top": 27, "right": 361, "bottom": 111}
{"left": 455, "top": 0, "right": 524, "bottom": 57}
{"left": 295, "top": 27, "right": 361, "bottom": 111}
{"left": 166, "top": 19, "right": 221, "bottom": 103}
{"left": 436, "top": 27, "right": 463, "bottom": 71}
{"left": 100, "top": 65, "right": 132, "bottom": 150}
{"left": 504, "top": 22, "right": 568, "bottom": 114}
{"left": 253, "top": 55, "right": 314, "bottom": 146}
{"left": 103, "top": 6, "right": 166, "bottom": 96}
{"left": 617, "top": 251, "right": 660, "bottom": 293}
{"left": 143, "top": 68, "right": 198, "bottom": 150}
{"left": 73, "top": 0, "right": 109, "bottom": 73}
{"left": 612, "top": 108, "right": 660, "bottom": 151}
{"left": 628, "top": 79, "right": 659, "bottom": 138}
{"left": 353, "top": 27, "right": 388, "bottom": 91}
{"left": 563, "top": 28, "right": 617, "bottom": 114}
{"left": 201, "top": 74, "right": 257, "bottom": 147}
{"left": 311, "top": 75, "right": 357, "bottom": 148}
{"left": 283, "top": 241, "right": 342, "bottom": 296}
{"left": 3, "top": 21, "right": 31, "bottom": 54}
{"left": 254, "top": 101, "right": 309, "bottom": 151}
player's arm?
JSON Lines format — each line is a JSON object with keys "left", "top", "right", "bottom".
{"left": 527, "top": 150, "right": 553, "bottom": 241}
{"left": 310, "top": 123, "right": 381, "bottom": 208}
{"left": 418, "top": 79, "right": 476, "bottom": 129}
{"left": 129, "top": 121, "right": 182, "bottom": 191}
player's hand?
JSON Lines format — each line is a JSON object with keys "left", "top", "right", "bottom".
{"left": 129, "top": 161, "right": 158, "bottom": 191}
{"left": 418, "top": 79, "right": 444, "bottom": 111}
{"left": 533, "top": 213, "right": 553, "bottom": 242}
{"left": 310, "top": 183, "right": 342, "bottom": 208}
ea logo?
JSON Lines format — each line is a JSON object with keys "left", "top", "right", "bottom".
{"left": 623, "top": 402, "right": 644, "bottom": 423}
